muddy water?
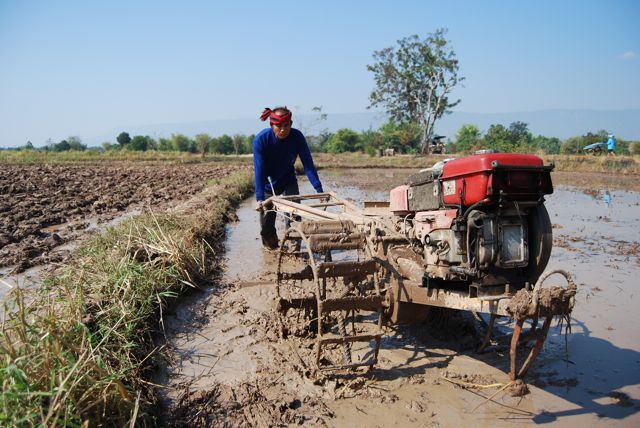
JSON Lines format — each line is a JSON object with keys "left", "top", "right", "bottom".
{"left": 540, "top": 186, "right": 640, "bottom": 424}
{"left": 161, "top": 169, "right": 640, "bottom": 426}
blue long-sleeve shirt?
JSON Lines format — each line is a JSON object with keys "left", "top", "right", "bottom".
{"left": 253, "top": 127, "right": 323, "bottom": 201}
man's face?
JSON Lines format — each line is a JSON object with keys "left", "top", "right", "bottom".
{"left": 272, "top": 121, "right": 292, "bottom": 140}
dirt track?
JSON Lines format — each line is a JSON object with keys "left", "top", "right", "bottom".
{"left": 0, "top": 162, "right": 247, "bottom": 272}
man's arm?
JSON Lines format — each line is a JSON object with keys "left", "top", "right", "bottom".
{"left": 253, "top": 136, "right": 266, "bottom": 201}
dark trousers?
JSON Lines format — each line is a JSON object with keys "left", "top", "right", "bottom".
{"left": 260, "top": 180, "right": 300, "bottom": 241}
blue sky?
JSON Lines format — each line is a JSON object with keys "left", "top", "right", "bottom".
{"left": 0, "top": 0, "right": 638, "bottom": 147}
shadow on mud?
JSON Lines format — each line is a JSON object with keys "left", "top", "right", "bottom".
{"left": 529, "top": 317, "right": 640, "bottom": 423}
{"left": 369, "top": 312, "right": 640, "bottom": 423}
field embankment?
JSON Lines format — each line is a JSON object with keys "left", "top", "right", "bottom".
{"left": 0, "top": 160, "right": 253, "bottom": 426}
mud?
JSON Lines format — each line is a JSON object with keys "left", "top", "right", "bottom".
{"left": 157, "top": 169, "right": 640, "bottom": 427}
{"left": 0, "top": 162, "right": 247, "bottom": 276}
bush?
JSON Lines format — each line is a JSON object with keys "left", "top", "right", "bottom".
{"left": 325, "top": 128, "right": 362, "bottom": 153}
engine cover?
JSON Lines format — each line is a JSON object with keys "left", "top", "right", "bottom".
{"left": 440, "top": 153, "right": 553, "bottom": 206}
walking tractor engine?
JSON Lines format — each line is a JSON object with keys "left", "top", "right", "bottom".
{"left": 390, "top": 153, "right": 554, "bottom": 290}
{"left": 263, "top": 151, "right": 576, "bottom": 389}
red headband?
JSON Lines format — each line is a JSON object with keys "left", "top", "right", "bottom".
{"left": 260, "top": 107, "right": 292, "bottom": 125}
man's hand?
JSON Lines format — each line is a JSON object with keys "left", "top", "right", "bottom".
{"left": 254, "top": 201, "right": 263, "bottom": 211}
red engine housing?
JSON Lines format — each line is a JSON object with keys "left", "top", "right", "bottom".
{"left": 441, "top": 153, "right": 553, "bottom": 206}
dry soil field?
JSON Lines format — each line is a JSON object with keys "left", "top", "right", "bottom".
{"left": 0, "top": 162, "right": 247, "bottom": 274}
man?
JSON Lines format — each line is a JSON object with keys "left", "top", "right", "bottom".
{"left": 607, "top": 134, "right": 616, "bottom": 156}
{"left": 253, "top": 106, "right": 323, "bottom": 249}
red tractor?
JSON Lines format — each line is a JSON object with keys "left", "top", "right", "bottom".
{"left": 265, "top": 152, "right": 576, "bottom": 385}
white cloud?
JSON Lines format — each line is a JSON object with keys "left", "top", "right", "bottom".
{"left": 618, "top": 51, "right": 636, "bottom": 60}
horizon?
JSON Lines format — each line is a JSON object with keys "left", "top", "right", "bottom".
{"left": 1, "top": 0, "right": 638, "bottom": 147}
{"left": 5, "top": 107, "right": 638, "bottom": 149}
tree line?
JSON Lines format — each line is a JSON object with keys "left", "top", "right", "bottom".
{"left": 318, "top": 121, "right": 639, "bottom": 156}
{"left": 108, "top": 132, "right": 256, "bottom": 156}
{"left": 6, "top": 121, "right": 639, "bottom": 156}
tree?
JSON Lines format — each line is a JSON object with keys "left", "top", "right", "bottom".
{"left": 532, "top": 135, "right": 561, "bottom": 154}
{"left": 454, "top": 124, "right": 481, "bottom": 153}
{"left": 360, "top": 129, "right": 384, "bottom": 156}
{"left": 508, "top": 121, "right": 532, "bottom": 148}
{"left": 157, "top": 138, "right": 173, "bottom": 151}
{"left": 378, "top": 121, "right": 421, "bottom": 153}
{"left": 483, "top": 124, "right": 512, "bottom": 152}
{"left": 325, "top": 128, "right": 361, "bottom": 153}
{"left": 54, "top": 139, "right": 71, "bottom": 152}
{"left": 67, "top": 136, "right": 87, "bottom": 151}
{"left": 560, "top": 136, "right": 584, "bottom": 154}
{"left": 244, "top": 134, "right": 255, "bottom": 154}
{"left": 308, "top": 131, "right": 332, "bottom": 153}
{"left": 117, "top": 132, "right": 131, "bottom": 146}
{"left": 195, "top": 133, "right": 212, "bottom": 158}
{"left": 232, "top": 134, "right": 245, "bottom": 155}
{"left": 367, "top": 29, "right": 463, "bottom": 153}
{"left": 171, "top": 133, "right": 192, "bottom": 152}
{"left": 128, "top": 135, "right": 153, "bottom": 151}
{"left": 211, "top": 134, "right": 233, "bottom": 154}
{"left": 102, "top": 142, "right": 119, "bottom": 151}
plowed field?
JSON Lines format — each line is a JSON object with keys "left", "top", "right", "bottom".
{"left": 0, "top": 162, "right": 248, "bottom": 272}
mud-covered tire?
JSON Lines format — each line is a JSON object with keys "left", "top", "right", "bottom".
{"left": 526, "top": 204, "right": 552, "bottom": 284}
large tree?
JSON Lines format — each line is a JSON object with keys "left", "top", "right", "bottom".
{"left": 116, "top": 132, "right": 131, "bottom": 146}
{"left": 367, "top": 29, "right": 463, "bottom": 153}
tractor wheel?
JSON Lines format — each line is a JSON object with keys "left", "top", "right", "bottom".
{"left": 526, "top": 204, "right": 552, "bottom": 285}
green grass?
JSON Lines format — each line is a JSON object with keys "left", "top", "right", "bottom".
{"left": 0, "top": 169, "right": 254, "bottom": 426}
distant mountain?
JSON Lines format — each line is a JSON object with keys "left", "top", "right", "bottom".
{"left": 89, "top": 109, "right": 639, "bottom": 146}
